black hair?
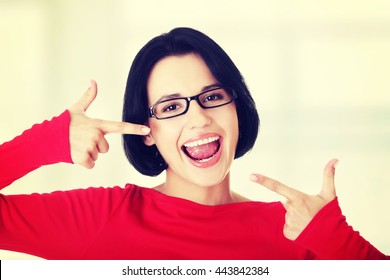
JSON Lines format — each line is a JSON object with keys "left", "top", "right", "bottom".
{"left": 122, "top": 27, "right": 260, "bottom": 176}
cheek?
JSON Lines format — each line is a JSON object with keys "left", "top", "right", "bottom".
{"left": 150, "top": 121, "right": 180, "bottom": 152}
{"left": 221, "top": 107, "right": 239, "bottom": 141}
{"left": 231, "top": 119, "right": 240, "bottom": 148}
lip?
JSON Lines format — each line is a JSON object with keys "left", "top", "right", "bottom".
{"left": 181, "top": 133, "right": 223, "bottom": 168}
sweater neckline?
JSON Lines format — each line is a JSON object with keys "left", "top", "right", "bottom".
{"left": 131, "top": 184, "right": 273, "bottom": 213}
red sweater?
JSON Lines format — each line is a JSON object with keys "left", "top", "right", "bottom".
{"left": 0, "top": 111, "right": 388, "bottom": 259}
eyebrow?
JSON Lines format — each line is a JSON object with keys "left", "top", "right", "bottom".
{"left": 155, "top": 83, "right": 223, "bottom": 103}
{"left": 201, "top": 83, "right": 223, "bottom": 92}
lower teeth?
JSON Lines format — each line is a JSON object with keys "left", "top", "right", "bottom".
{"left": 196, "top": 153, "right": 215, "bottom": 163}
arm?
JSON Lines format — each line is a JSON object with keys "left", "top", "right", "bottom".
{"left": 295, "top": 197, "right": 388, "bottom": 259}
{"left": 0, "top": 80, "right": 151, "bottom": 258}
{"left": 0, "top": 184, "right": 128, "bottom": 259}
{"left": 0, "top": 110, "right": 72, "bottom": 188}
{"left": 0, "top": 80, "right": 150, "bottom": 188}
{"left": 250, "top": 159, "right": 389, "bottom": 259}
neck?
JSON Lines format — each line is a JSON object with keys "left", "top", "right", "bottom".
{"left": 154, "top": 168, "right": 235, "bottom": 206}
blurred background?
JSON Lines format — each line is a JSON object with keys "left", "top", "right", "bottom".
{"left": 0, "top": 0, "right": 389, "bottom": 259}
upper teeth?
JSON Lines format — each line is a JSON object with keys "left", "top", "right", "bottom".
{"left": 183, "top": 136, "right": 220, "bottom": 148}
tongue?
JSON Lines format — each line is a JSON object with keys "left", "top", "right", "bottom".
{"left": 185, "top": 141, "right": 219, "bottom": 160}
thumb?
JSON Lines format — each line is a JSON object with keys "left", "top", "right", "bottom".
{"left": 320, "top": 158, "right": 339, "bottom": 200}
{"left": 71, "top": 80, "right": 98, "bottom": 113}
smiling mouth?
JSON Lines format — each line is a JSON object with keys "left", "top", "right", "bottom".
{"left": 182, "top": 136, "right": 221, "bottom": 163}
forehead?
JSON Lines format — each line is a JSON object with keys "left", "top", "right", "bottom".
{"left": 146, "top": 53, "right": 219, "bottom": 104}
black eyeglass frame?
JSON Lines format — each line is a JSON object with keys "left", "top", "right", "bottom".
{"left": 148, "top": 86, "right": 237, "bottom": 120}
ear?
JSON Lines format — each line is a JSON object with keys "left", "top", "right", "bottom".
{"left": 143, "top": 133, "right": 155, "bottom": 146}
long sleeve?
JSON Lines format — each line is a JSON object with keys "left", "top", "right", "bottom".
{"left": 0, "top": 184, "right": 130, "bottom": 259}
{"left": 0, "top": 110, "right": 73, "bottom": 188}
{"left": 295, "top": 198, "right": 389, "bottom": 259}
{"left": 0, "top": 111, "right": 132, "bottom": 259}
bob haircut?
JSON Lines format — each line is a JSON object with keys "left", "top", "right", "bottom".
{"left": 123, "top": 27, "right": 260, "bottom": 176}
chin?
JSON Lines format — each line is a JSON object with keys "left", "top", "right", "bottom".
{"left": 187, "top": 168, "right": 231, "bottom": 188}
{"left": 165, "top": 150, "right": 234, "bottom": 188}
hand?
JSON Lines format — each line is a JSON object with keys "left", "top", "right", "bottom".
{"left": 68, "top": 80, "right": 150, "bottom": 169}
{"left": 250, "top": 159, "right": 339, "bottom": 240}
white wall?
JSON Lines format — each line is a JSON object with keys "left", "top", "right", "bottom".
{"left": 1, "top": 0, "right": 389, "bottom": 259}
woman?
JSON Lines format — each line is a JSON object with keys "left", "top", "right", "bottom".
{"left": 0, "top": 27, "right": 388, "bottom": 259}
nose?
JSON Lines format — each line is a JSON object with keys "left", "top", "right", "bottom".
{"left": 185, "top": 100, "right": 212, "bottom": 129}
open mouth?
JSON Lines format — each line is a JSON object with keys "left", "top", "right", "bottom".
{"left": 182, "top": 136, "right": 221, "bottom": 163}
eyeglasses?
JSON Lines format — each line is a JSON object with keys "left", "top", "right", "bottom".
{"left": 148, "top": 86, "right": 237, "bottom": 120}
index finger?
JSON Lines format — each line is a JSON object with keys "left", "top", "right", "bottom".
{"left": 250, "top": 173, "right": 301, "bottom": 200}
{"left": 93, "top": 119, "right": 150, "bottom": 135}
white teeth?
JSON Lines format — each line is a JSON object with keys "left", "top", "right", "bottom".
{"left": 197, "top": 155, "right": 215, "bottom": 162}
{"left": 183, "top": 136, "right": 220, "bottom": 148}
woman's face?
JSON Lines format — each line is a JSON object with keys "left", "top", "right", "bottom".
{"left": 145, "top": 53, "right": 239, "bottom": 187}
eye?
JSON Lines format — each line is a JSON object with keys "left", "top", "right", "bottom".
{"left": 204, "top": 94, "right": 222, "bottom": 102}
{"left": 153, "top": 98, "right": 187, "bottom": 118}
{"left": 202, "top": 88, "right": 231, "bottom": 104}
{"left": 162, "top": 102, "right": 181, "bottom": 112}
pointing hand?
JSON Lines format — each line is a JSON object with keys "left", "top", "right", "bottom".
{"left": 250, "top": 159, "right": 339, "bottom": 240}
{"left": 68, "top": 80, "right": 150, "bottom": 169}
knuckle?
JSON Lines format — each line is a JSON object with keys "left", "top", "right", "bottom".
{"left": 91, "top": 118, "right": 103, "bottom": 128}
{"left": 115, "top": 122, "right": 124, "bottom": 131}
{"left": 284, "top": 201, "right": 293, "bottom": 210}
{"left": 84, "top": 90, "right": 93, "bottom": 98}
{"left": 107, "top": 121, "right": 124, "bottom": 133}
{"left": 84, "top": 163, "right": 94, "bottom": 169}
{"left": 86, "top": 158, "right": 95, "bottom": 169}
{"left": 86, "top": 143, "right": 97, "bottom": 153}
{"left": 327, "top": 171, "right": 335, "bottom": 180}
{"left": 80, "top": 154, "right": 91, "bottom": 163}
{"left": 100, "top": 143, "right": 109, "bottom": 153}
{"left": 270, "top": 180, "right": 280, "bottom": 191}
{"left": 91, "top": 131, "right": 104, "bottom": 142}
{"left": 293, "top": 196, "right": 305, "bottom": 205}
{"left": 80, "top": 157, "right": 95, "bottom": 169}
{"left": 91, "top": 152, "right": 99, "bottom": 161}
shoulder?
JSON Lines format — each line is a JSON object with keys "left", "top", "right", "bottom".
{"left": 231, "top": 191, "right": 285, "bottom": 213}
{"left": 39, "top": 184, "right": 145, "bottom": 203}
{"left": 231, "top": 191, "right": 251, "bottom": 203}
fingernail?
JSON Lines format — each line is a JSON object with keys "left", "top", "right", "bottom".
{"left": 250, "top": 174, "right": 258, "bottom": 182}
{"left": 141, "top": 127, "right": 151, "bottom": 134}
{"left": 333, "top": 159, "right": 339, "bottom": 168}
{"left": 87, "top": 80, "right": 93, "bottom": 89}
